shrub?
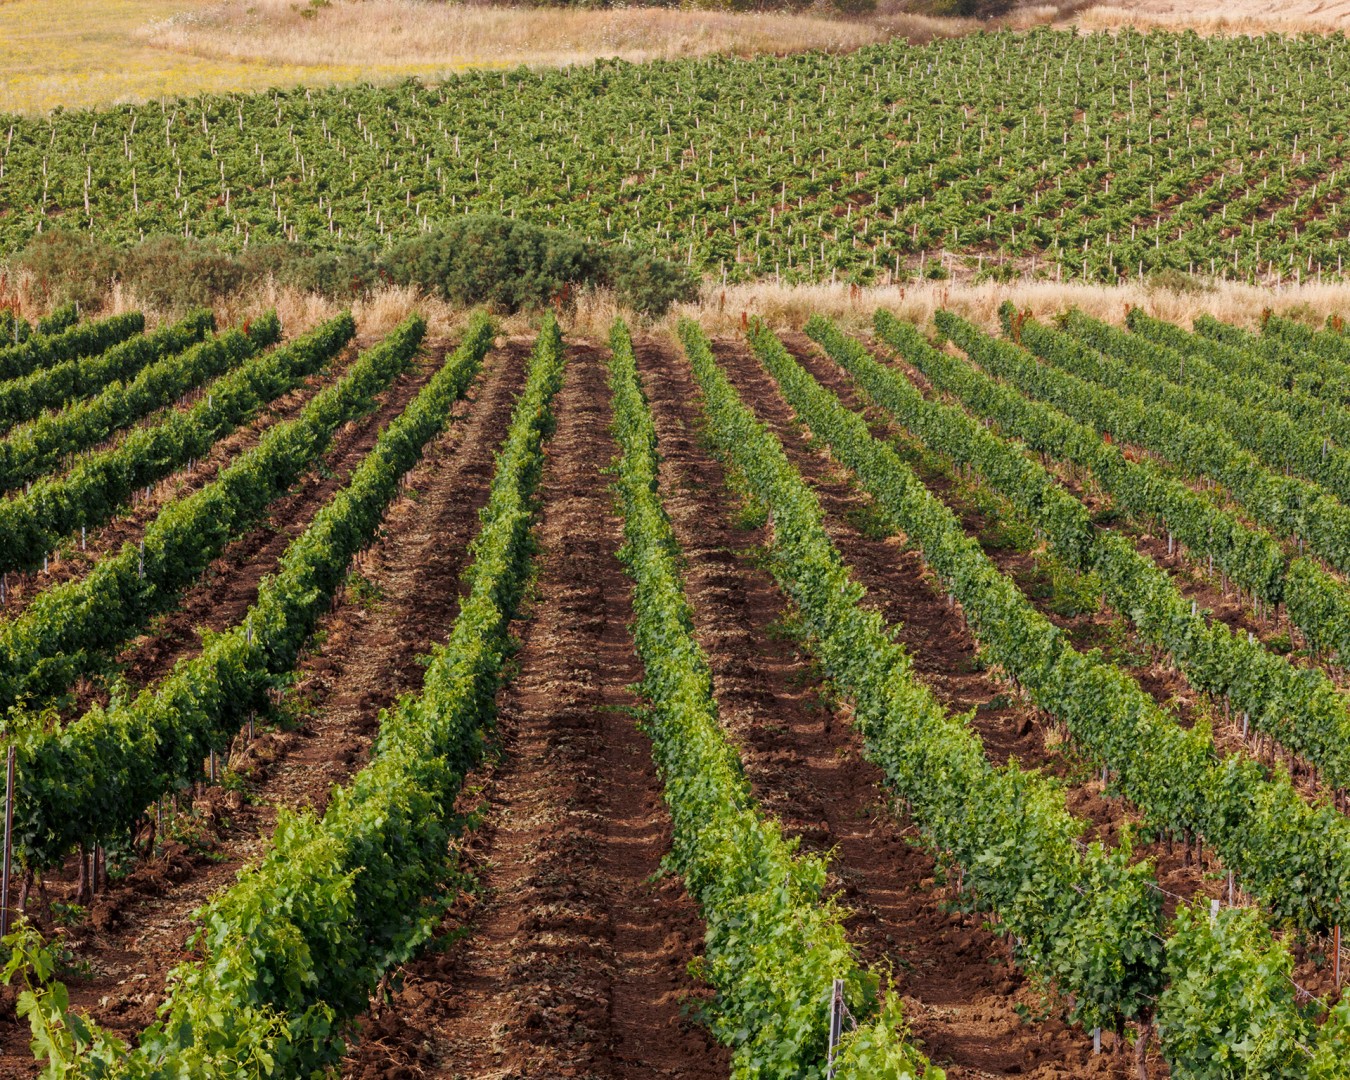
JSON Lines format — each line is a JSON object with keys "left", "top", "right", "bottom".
{"left": 9, "top": 218, "right": 697, "bottom": 318}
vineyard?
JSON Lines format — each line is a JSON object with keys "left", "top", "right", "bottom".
{"left": 7, "top": 8, "right": 1350, "bottom": 1079}
{"left": 0, "top": 280, "right": 1344, "bottom": 1079}
{"left": 7, "top": 29, "right": 1350, "bottom": 286}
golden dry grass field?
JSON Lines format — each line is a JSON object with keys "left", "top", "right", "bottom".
{"left": 0, "top": 0, "right": 945, "bottom": 116}
{"left": 6, "top": 0, "right": 1341, "bottom": 119}
{"left": 0, "top": 0, "right": 387, "bottom": 114}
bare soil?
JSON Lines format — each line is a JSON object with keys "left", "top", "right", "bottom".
{"left": 342, "top": 343, "right": 726, "bottom": 1079}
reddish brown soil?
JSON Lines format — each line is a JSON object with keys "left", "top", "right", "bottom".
{"left": 0, "top": 341, "right": 361, "bottom": 619}
{"left": 0, "top": 340, "right": 528, "bottom": 1077}
{"left": 636, "top": 335, "right": 1141, "bottom": 1078}
{"left": 343, "top": 344, "right": 726, "bottom": 1079}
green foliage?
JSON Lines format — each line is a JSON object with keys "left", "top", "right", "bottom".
{"left": 6, "top": 309, "right": 548, "bottom": 1077}
{"left": 885, "top": 310, "right": 1350, "bottom": 933}
{"left": 384, "top": 217, "right": 695, "bottom": 315}
{"left": 12, "top": 221, "right": 697, "bottom": 318}
{"left": 0, "top": 313, "right": 278, "bottom": 494}
{"left": 728, "top": 318, "right": 1165, "bottom": 1033}
{"left": 0, "top": 310, "right": 143, "bottom": 384}
{"left": 0, "top": 310, "right": 206, "bottom": 432}
{"left": 609, "top": 318, "right": 938, "bottom": 1077}
{"left": 1157, "top": 905, "right": 1315, "bottom": 1079}
{"left": 8, "top": 315, "right": 486, "bottom": 872}
{"left": 923, "top": 306, "right": 1350, "bottom": 784}
{"left": 5, "top": 31, "right": 1350, "bottom": 285}
{"left": 1, "top": 920, "right": 127, "bottom": 1076}
{"left": 0, "top": 312, "right": 346, "bottom": 578}
{"left": 0, "top": 312, "right": 360, "bottom": 722}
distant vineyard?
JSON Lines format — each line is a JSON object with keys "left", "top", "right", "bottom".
{"left": 3, "top": 29, "right": 1350, "bottom": 285}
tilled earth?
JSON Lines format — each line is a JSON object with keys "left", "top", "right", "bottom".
{"left": 0, "top": 328, "right": 1253, "bottom": 1079}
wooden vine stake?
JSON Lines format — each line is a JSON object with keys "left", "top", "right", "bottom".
{"left": 826, "top": 978, "right": 846, "bottom": 1078}
{"left": 0, "top": 745, "right": 14, "bottom": 936}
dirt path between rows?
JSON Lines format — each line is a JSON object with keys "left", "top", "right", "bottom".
{"left": 0, "top": 340, "right": 527, "bottom": 1077}
{"left": 344, "top": 343, "right": 727, "bottom": 1080}
{"left": 644, "top": 332, "right": 1140, "bottom": 1078}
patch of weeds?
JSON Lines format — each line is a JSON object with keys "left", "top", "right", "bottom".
{"left": 48, "top": 901, "right": 85, "bottom": 928}
{"left": 271, "top": 685, "right": 320, "bottom": 732}
{"left": 160, "top": 805, "right": 217, "bottom": 856}
{"left": 733, "top": 497, "right": 768, "bottom": 531}
{"left": 787, "top": 656, "right": 827, "bottom": 691}
{"left": 1041, "top": 561, "right": 1103, "bottom": 618}
{"left": 1264, "top": 631, "right": 1293, "bottom": 655}
{"left": 764, "top": 610, "right": 806, "bottom": 643}
{"left": 978, "top": 692, "right": 1015, "bottom": 712}
{"left": 1013, "top": 999, "right": 1053, "bottom": 1025}
{"left": 740, "top": 543, "right": 776, "bottom": 573}
{"left": 843, "top": 498, "right": 894, "bottom": 541}
{"left": 217, "top": 768, "right": 252, "bottom": 798}
{"left": 346, "top": 570, "right": 385, "bottom": 611}
{"left": 977, "top": 512, "right": 1032, "bottom": 552}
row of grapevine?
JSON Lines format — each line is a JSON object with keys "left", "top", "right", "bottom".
{"left": 1198, "top": 312, "right": 1350, "bottom": 389}
{"left": 742, "top": 320, "right": 1350, "bottom": 1075}
{"left": 0, "top": 315, "right": 281, "bottom": 493}
{"left": 0, "top": 310, "right": 138, "bottom": 384}
{"left": 888, "top": 312, "right": 1287, "bottom": 609}
{"left": 0, "top": 310, "right": 211, "bottom": 433}
{"left": 921, "top": 313, "right": 1350, "bottom": 665}
{"left": 1158, "top": 904, "right": 1350, "bottom": 1078}
{"left": 1192, "top": 314, "right": 1350, "bottom": 395}
{"left": 1043, "top": 311, "right": 1350, "bottom": 509}
{"left": 0, "top": 312, "right": 353, "bottom": 576}
{"left": 0, "top": 304, "right": 78, "bottom": 350}
{"left": 1124, "top": 308, "right": 1350, "bottom": 418}
{"left": 1261, "top": 313, "right": 1350, "bottom": 372}
{"left": 8, "top": 315, "right": 496, "bottom": 871}
{"left": 816, "top": 316, "right": 1350, "bottom": 802}
{"left": 746, "top": 320, "right": 1350, "bottom": 932}
{"left": 609, "top": 318, "right": 938, "bottom": 1078}
{"left": 678, "top": 319, "right": 1164, "bottom": 1039}
{"left": 0, "top": 311, "right": 395, "bottom": 723}
{"left": 1006, "top": 309, "right": 1350, "bottom": 568}
{"left": 940, "top": 310, "right": 1350, "bottom": 604}
{"left": 712, "top": 311, "right": 1350, "bottom": 1069}
{"left": 8, "top": 309, "right": 546, "bottom": 1078}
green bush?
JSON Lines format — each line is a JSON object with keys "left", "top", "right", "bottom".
{"left": 9, "top": 219, "right": 696, "bottom": 318}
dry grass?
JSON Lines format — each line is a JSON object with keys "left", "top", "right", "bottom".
{"left": 0, "top": 0, "right": 977, "bottom": 116}
{"left": 661, "top": 278, "right": 1350, "bottom": 338}
{"left": 142, "top": 1, "right": 944, "bottom": 71}
{"left": 0, "top": 0, "right": 395, "bottom": 115}
{"left": 1074, "top": 0, "right": 1350, "bottom": 35}
{"left": 11, "top": 271, "right": 1350, "bottom": 348}
{"left": 4, "top": 0, "right": 1335, "bottom": 119}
